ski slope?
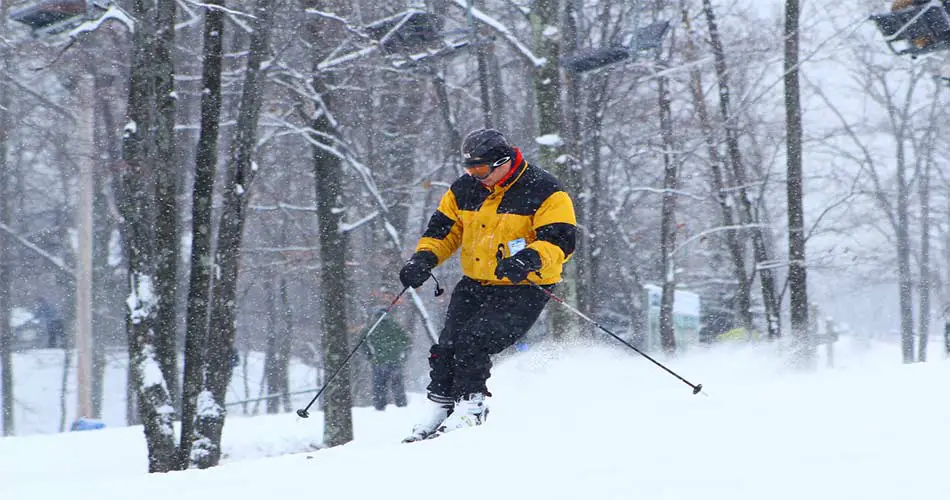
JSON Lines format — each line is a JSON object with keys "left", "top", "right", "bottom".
{"left": 2, "top": 337, "right": 949, "bottom": 500}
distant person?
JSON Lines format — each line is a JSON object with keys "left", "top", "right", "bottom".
{"left": 34, "top": 297, "right": 65, "bottom": 349}
{"left": 362, "top": 307, "right": 411, "bottom": 411}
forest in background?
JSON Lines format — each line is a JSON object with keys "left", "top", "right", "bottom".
{"left": 0, "top": 0, "right": 947, "bottom": 470}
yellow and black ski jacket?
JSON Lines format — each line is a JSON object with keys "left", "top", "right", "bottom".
{"left": 414, "top": 150, "right": 576, "bottom": 286}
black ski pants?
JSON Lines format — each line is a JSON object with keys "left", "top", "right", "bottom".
{"left": 427, "top": 277, "right": 551, "bottom": 399}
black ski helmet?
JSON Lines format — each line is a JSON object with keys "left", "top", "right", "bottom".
{"left": 461, "top": 128, "right": 512, "bottom": 167}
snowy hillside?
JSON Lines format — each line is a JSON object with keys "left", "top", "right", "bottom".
{"left": 0, "top": 348, "right": 327, "bottom": 436}
{"left": 2, "top": 337, "right": 949, "bottom": 500}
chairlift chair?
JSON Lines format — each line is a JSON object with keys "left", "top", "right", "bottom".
{"left": 10, "top": 0, "right": 110, "bottom": 38}
{"left": 870, "top": 0, "right": 950, "bottom": 58}
{"left": 560, "top": 20, "right": 670, "bottom": 74}
{"left": 364, "top": 10, "right": 444, "bottom": 55}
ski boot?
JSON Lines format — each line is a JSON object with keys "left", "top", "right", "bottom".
{"left": 436, "top": 393, "right": 489, "bottom": 434}
{"left": 402, "top": 394, "right": 454, "bottom": 443}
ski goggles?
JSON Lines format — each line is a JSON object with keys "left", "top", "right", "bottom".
{"left": 464, "top": 155, "right": 511, "bottom": 180}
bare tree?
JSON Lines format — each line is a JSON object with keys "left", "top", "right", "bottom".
{"left": 701, "top": 0, "right": 781, "bottom": 340}
{"left": 915, "top": 84, "right": 942, "bottom": 362}
{"left": 657, "top": 57, "right": 679, "bottom": 354}
{"left": 784, "top": 0, "right": 810, "bottom": 363}
{"left": 178, "top": 0, "right": 226, "bottom": 469}
{"left": 193, "top": 0, "right": 277, "bottom": 467}
{"left": 119, "top": 0, "right": 177, "bottom": 471}
{"left": 681, "top": 7, "right": 753, "bottom": 335}
{"left": 0, "top": 0, "right": 13, "bottom": 436}
{"left": 153, "top": 0, "right": 180, "bottom": 408}
{"left": 532, "top": 0, "right": 580, "bottom": 339}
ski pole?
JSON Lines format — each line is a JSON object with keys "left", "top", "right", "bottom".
{"left": 297, "top": 286, "right": 410, "bottom": 418}
{"left": 531, "top": 282, "right": 703, "bottom": 395}
{"left": 496, "top": 245, "right": 702, "bottom": 395}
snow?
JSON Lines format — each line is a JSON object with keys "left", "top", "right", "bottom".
{"left": 2, "top": 337, "right": 949, "bottom": 499}
{"left": 126, "top": 274, "right": 156, "bottom": 324}
{"left": 10, "top": 307, "right": 34, "bottom": 328}
{"left": 535, "top": 134, "right": 563, "bottom": 147}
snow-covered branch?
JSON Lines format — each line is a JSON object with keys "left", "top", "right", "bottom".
{"left": 67, "top": 5, "right": 135, "bottom": 37}
{"left": 181, "top": 0, "right": 258, "bottom": 19}
{"left": 0, "top": 222, "right": 72, "bottom": 278}
{"left": 621, "top": 186, "right": 705, "bottom": 201}
{"left": 448, "top": 0, "right": 545, "bottom": 67}
{"left": 672, "top": 224, "right": 770, "bottom": 258}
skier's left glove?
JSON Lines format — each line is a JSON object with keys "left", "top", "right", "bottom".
{"left": 399, "top": 251, "right": 437, "bottom": 289}
{"left": 494, "top": 249, "right": 542, "bottom": 284}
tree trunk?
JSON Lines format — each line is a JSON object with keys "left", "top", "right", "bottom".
{"left": 116, "top": 0, "right": 179, "bottom": 473}
{"left": 0, "top": 15, "right": 13, "bottom": 435}
{"left": 120, "top": 0, "right": 178, "bottom": 470}
{"left": 178, "top": 0, "right": 225, "bottom": 469}
{"left": 193, "top": 0, "right": 275, "bottom": 467}
{"left": 264, "top": 275, "right": 293, "bottom": 413}
{"left": 532, "top": 0, "right": 578, "bottom": 340}
{"left": 59, "top": 347, "right": 71, "bottom": 432}
{"left": 153, "top": 0, "right": 180, "bottom": 409}
{"left": 431, "top": 72, "right": 461, "bottom": 161}
{"left": 91, "top": 77, "right": 116, "bottom": 419}
{"left": 682, "top": 9, "right": 753, "bottom": 334}
{"left": 311, "top": 80, "right": 353, "bottom": 447}
{"left": 658, "top": 67, "right": 678, "bottom": 354}
{"left": 917, "top": 152, "right": 931, "bottom": 363}
{"left": 562, "top": 0, "right": 591, "bottom": 315}
{"left": 264, "top": 278, "right": 280, "bottom": 414}
{"left": 784, "top": 0, "right": 811, "bottom": 364}
{"left": 379, "top": 79, "right": 423, "bottom": 238}
{"left": 471, "top": 0, "right": 494, "bottom": 127}
{"left": 916, "top": 90, "right": 939, "bottom": 362}
{"left": 277, "top": 277, "right": 293, "bottom": 412}
{"left": 895, "top": 130, "right": 914, "bottom": 363}
{"left": 702, "top": 0, "right": 780, "bottom": 339}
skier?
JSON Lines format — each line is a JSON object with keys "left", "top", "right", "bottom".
{"left": 399, "top": 128, "right": 577, "bottom": 442}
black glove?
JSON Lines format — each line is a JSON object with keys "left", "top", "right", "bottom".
{"left": 494, "top": 248, "right": 542, "bottom": 284}
{"left": 399, "top": 251, "right": 437, "bottom": 289}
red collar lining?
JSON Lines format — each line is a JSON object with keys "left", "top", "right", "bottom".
{"left": 494, "top": 148, "right": 524, "bottom": 187}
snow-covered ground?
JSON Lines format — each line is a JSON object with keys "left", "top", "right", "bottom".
{"left": 2, "top": 335, "right": 949, "bottom": 500}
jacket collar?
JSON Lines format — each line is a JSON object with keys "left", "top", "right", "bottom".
{"left": 490, "top": 147, "right": 527, "bottom": 191}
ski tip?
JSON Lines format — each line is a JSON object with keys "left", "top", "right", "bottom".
{"left": 401, "top": 432, "right": 442, "bottom": 444}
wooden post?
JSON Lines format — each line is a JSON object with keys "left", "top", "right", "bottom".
{"left": 75, "top": 72, "right": 94, "bottom": 421}
{"left": 824, "top": 318, "right": 835, "bottom": 369}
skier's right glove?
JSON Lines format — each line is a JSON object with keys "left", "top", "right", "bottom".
{"left": 495, "top": 248, "right": 542, "bottom": 284}
{"left": 399, "top": 251, "right": 437, "bottom": 289}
